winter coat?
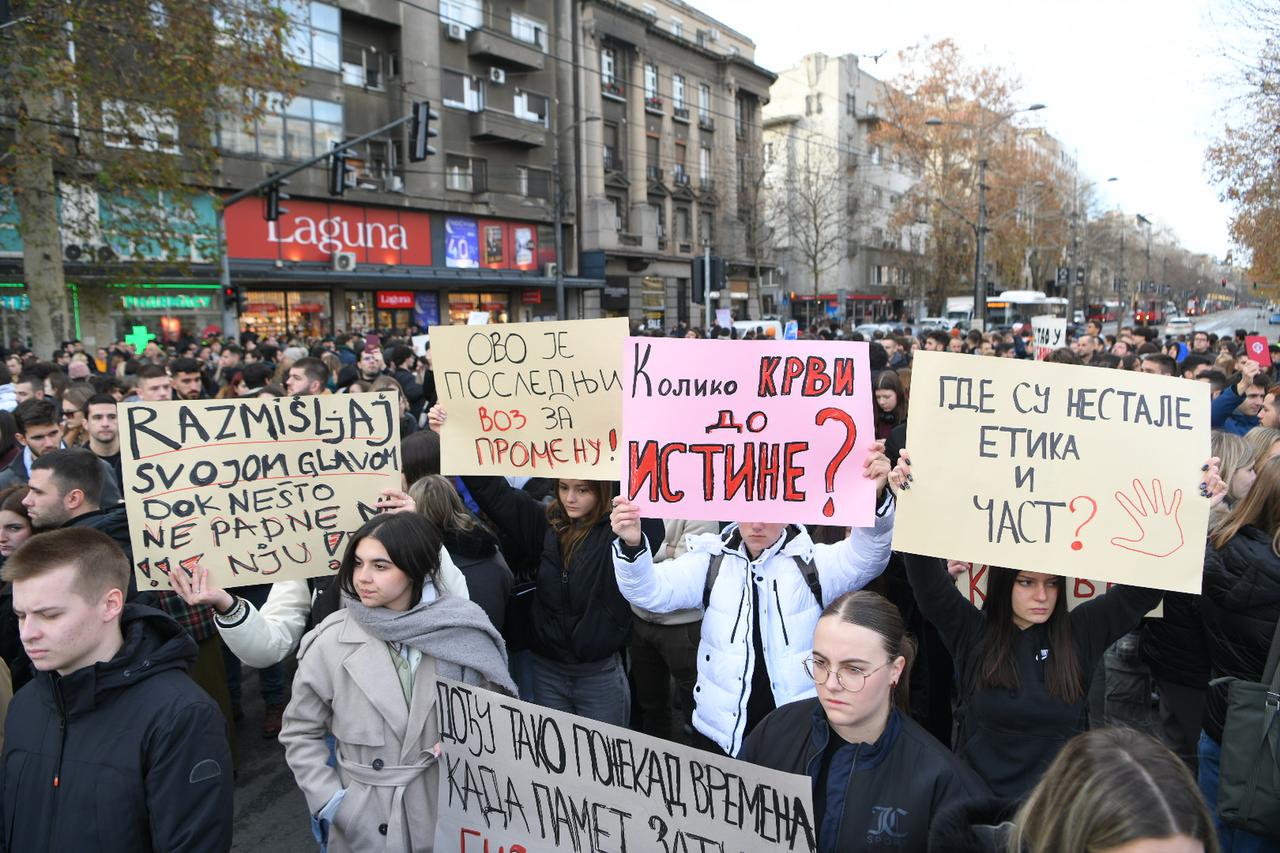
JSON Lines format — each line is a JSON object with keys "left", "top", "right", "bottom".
{"left": 0, "top": 605, "right": 233, "bottom": 853}
{"left": 1201, "top": 526, "right": 1280, "bottom": 743}
{"left": 390, "top": 368, "right": 425, "bottom": 418}
{"left": 463, "top": 476, "right": 663, "bottom": 664}
{"left": 440, "top": 526, "right": 512, "bottom": 631}
{"left": 633, "top": 518, "right": 719, "bottom": 627}
{"left": 926, "top": 797, "right": 1019, "bottom": 853}
{"left": 1140, "top": 590, "right": 1210, "bottom": 689}
{"left": 740, "top": 701, "right": 987, "bottom": 853}
{"left": 0, "top": 386, "right": 14, "bottom": 413}
{"left": 1210, "top": 385, "right": 1260, "bottom": 436}
{"left": 279, "top": 607, "right": 503, "bottom": 853}
{"left": 216, "top": 546, "right": 469, "bottom": 669}
{"left": 0, "top": 449, "right": 122, "bottom": 504}
{"left": 903, "top": 553, "right": 1163, "bottom": 798}
{"left": 613, "top": 500, "right": 895, "bottom": 757}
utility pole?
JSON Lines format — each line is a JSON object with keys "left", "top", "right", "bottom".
{"left": 703, "top": 242, "right": 712, "bottom": 332}
{"left": 973, "top": 158, "right": 988, "bottom": 331}
{"left": 1118, "top": 227, "right": 1126, "bottom": 335}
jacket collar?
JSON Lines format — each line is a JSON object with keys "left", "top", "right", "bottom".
{"left": 804, "top": 702, "right": 903, "bottom": 779}
{"left": 721, "top": 524, "right": 814, "bottom": 563}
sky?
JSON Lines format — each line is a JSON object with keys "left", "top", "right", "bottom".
{"left": 694, "top": 0, "right": 1251, "bottom": 260}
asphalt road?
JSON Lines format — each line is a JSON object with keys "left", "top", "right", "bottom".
{"left": 1183, "top": 306, "right": 1277, "bottom": 337}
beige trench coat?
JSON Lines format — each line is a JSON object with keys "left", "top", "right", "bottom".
{"left": 281, "top": 609, "right": 446, "bottom": 853}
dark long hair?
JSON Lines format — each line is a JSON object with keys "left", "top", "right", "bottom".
{"left": 337, "top": 513, "right": 442, "bottom": 606}
{"left": 873, "top": 370, "right": 907, "bottom": 424}
{"left": 545, "top": 479, "right": 614, "bottom": 567}
{"left": 820, "top": 590, "right": 917, "bottom": 711}
{"left": 978, "top": 567, "right": 1083, "bottom": 704}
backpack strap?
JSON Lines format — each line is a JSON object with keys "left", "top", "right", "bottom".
{"left": 701, "top": 551, "right": 824, "bottom": 609}
{"left": 702, "top": 553, "right": 725, "bottom": 610}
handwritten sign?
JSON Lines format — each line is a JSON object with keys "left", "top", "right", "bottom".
{"left": 432, "top": 318, "right": 627, "bottom": 478}
{"left": 1031, "top": 315, "right": 1065, "bottom": 360}
{"left": 623, "top": 338, "right": 875, "bottom": 526}
{"left": 1246, "top": 335, "right": 1270, "bottom": 369}
{"left": 893, "top": 352, "right": 1210, "bottom": 594}
{"left": 953, "top": 562, "right": 1161, "bottom": 616}
{"left": 120, "top": 393, "right": 402, "bottom": 590}
{"left": 434, "top": 679, "right": 815, "bottom": 853}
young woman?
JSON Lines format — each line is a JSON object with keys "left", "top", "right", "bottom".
{"left": 873, "top": 371, "right": 908, "bottom": 441}
{"left": 430, "top": 404, "right": 662, "bottom": 725}
{"left": 740, "top": 590, "right": 987, "bottom": 852}
{"left": 408, "top": 474, "right": 512, "bottom": 631}
{"left": 930, "top": 728, "right": 1219, "bottom": 852}
{"left": 1199, "top": 454, "right": 1280, "bottom": 852}
{"left": 888, "top": 450, "right": 1214, "bottom": 797}
{"left": 280, "top": 512, "right": 516, "bottom": 853}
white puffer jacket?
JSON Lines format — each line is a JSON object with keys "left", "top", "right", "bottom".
{"left": 613, "top": 500, "right": 894, "bottom": 756}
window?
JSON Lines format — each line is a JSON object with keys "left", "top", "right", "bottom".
{"left": 700, "top": 210, "right": 714, "bottom": 245}
{"left": 675, "top": 205, "right": 691, "bottom": 241}
{"left": 698, "top": 83, "right": 711, "bottom": 121}
{"left": 510, "top": 13, "right": 547, "bottom": 51}
{"left": 644, "top": 63, "right": 659, "bottom": 100}
{"left": 871, "top": 226, "right": 884, "bottom": 245}
{"left": 601, "top": 48, "right": 616, "bottom": 85}
{"left": 846, "top": 92, "right": 855, "bottom": 115}
{"left": 514, "top": 90, "right": 549, "bottom": 125}
{"left": 872, "top": 187, "right": 883, "bottom": 206}
{"left": 102, "top": 100, "right": 180, "bottom": 153}
{"left": 443, "top": 70, "right": 484, "bottom": 111}
{"left": 283, "top": 1, "right": 340, "bottom": 71}
{"left": 446, "top": 154, "right": 486, "bottom": 192}
{"left": 699, "top": 145, "right": 711, "bottom": 180}
{"left": 870, "top": 145, "right": 882, "bottom": 165}
{"left": 651, "top": 203, "right": 665, "bottom": 240}
{"left": 342, "top": 45, "right": 382, "bottom": 89}
{"left": 608, "top": 195, "right": 627, "bottom": 230}
{"left": 763, "top": 141, "right": 773, "bottom": 164}
{"left": 440, "top": 0, "right": 482, "bottom": 30}
{"left": 217, "top": 93, "right": 341, "bottom": 160}
{"left": 735, "top": 97, "right": 744, "bottom": 136}
{"left": 603, "top": 122, "right": 621, "bottom": 170}
{"left": 642, "top": 3, "right": 657, "bottom": 15}
{"left": 890, "top": 193, "right": 901, "bottom": 207}
{"left": 518, "top": 166, "right": 551, "bottom": 199}
{"left": 670, "top": 17, "right": 683, "bottom": 38}
{"left": 646, "top": 134, "right": 660, "bottom": 174}
{"left": 672, "top": 74, "right": 685, "bottom": 110}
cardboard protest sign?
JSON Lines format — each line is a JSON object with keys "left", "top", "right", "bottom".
{"left": 434, "top": 679, "right": 816, "bottom": 853}
{"left": 431, "top": 318, "right": 628, "bottom": 478}
{"left": 893, "top": 352, "right": 1210, "bottom": 594}
{"left": 1031, "top": 315, "right": 1066, "bottom": 360}
{"left": 412, "top": 333, "right": 430, "bottom": 357}
{"left": 121, "top": 393, "right": 402, "bottom": 590}
{"left": 1246, "top": 335, "right": 1270, "bottom": 369}
{"left": 623, "top": 338, "right": 876, "bottom": 526}
{"left": 953, "top": 562, "right": 1161, "bottom": 617}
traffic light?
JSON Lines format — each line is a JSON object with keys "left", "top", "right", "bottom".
{"left": 691, "top": 258, "right": 705, "bottom": 304}
{"left": 329, "top": 146, "right": 353, "bottom": 196}
{"left": 409, "top": 101, "right": 439, "bottom": 162}
{"left": 222, "top": 285, "right": 237, "bottom": 311}
{"left": 263, "top": 175, "right": 289, "bottom": 222}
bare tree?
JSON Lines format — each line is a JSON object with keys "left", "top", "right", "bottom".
{"left": 778, "top": 136, "right": 843, "bottom": 314}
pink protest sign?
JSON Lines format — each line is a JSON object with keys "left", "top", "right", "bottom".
{"left": 622, "top": 337, "right": 876, "bottom": 526}
{"left": 1245, "top": 335, "right": 1271, "bottom": 368}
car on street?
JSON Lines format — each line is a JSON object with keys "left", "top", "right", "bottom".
{"left": 854, "top": 323, "right": 896, "bottom": 338}
{"left": 916, "top": 316, "right": 953, "bottom": 331}
{"left": 1165, "top": 316, "right": 1195, "bottom": 335}
{"left": 1270, "top": 312, "right": 1280, "bottom": 325}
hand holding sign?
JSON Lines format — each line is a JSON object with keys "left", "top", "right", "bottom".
{"left": 167, "top": 561, "right": 235, "bottom": 614}
{"left": 610, "top": 497, "right": 644, "bottom": 547}
{"left": 1245, "top": 335, "right": 1271, "bottom": 368}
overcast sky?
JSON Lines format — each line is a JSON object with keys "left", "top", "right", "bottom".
{"left": 695, "top": 0, "right": 1248, "bottom": 259}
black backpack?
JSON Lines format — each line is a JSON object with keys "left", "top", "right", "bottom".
{"left": 702, "top": 552, "right": 822, "bottom": 609}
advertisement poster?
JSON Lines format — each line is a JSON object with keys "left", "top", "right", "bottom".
{"left": 445, "top": 217, "right": 479, "bottom": 269}
{"left": 481, "top": 223, "right": 505, "bottom": 268}
{"left": 513, "top": 225, "right": 536, "bottom": 269}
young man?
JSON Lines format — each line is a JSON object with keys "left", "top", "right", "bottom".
{"left": 84, "top": 393, "right": 123, "bottom": 491}
{"left": 134, "top": 363, "right": 173, "bottom": 402}
{"left": 0, "top": 398, "right": 122, "bottom": 502}
{"left": 12, "top": 368, "right": 44, "bottom": 404}
{"left": 285, "top": 357, "right": 328, "bottom": 397}
{"left": 0, "top": 527, "right": 233, "bottom": 851}
{"left": 1211, "top": 359, "right": 1267, "bottom": 436}
{"left": 168, "top": 357, "right": 207, "bottom": 401}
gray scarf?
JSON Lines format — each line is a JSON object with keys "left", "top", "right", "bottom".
{"left": 343, "top": 591, "right": 518, "bottom": 697}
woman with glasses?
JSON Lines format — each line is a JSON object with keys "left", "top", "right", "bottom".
{"left": 59, "top": 384, "right": 94, "bottom": 448}
{"left": 740, "top": 590, "right": 986, "bottom": 853}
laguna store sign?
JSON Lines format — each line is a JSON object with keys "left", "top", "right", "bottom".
{"left": 225, "top": 198, "right": 431, "bottom": 266}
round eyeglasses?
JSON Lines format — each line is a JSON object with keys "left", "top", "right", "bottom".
{"left": 802, "top": 657, "right": 891, "bottom": 692}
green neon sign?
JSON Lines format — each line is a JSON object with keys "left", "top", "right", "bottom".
{"left": 121, "top": 294, "right": 213, "bottom": 311}
{"left": 0, "top": 296, "right": 28, "bottom": 311}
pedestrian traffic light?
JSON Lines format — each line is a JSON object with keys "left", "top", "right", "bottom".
{"left": 329, "top": 146, "right": 353, "bottom": 196}
{"left": 263, "top": 175, "right": 289, "bottom": 222}
{"left": 410, "top": 101, "right": 439, "bottom": 162}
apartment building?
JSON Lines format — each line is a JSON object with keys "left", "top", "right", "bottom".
{"left": 570, "top": 0, "right": 776, "bottom": 329}
{"left": 764, "top": 53, "right": 928, "bottom": 324}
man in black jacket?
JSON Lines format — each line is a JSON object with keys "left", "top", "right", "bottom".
{"left": 0, "top": 527, "right": 232, "bottom": 851}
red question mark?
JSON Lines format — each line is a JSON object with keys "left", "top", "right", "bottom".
{"left": 815, "top": 407, "right": 857, "bottom": 518}
{"left": 1069, "top": 495, "right": 1098, "bottom": 550}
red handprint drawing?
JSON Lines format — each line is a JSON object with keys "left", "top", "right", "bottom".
{"left": 1109, "top": 478, "right": 1184, "bottom": 558}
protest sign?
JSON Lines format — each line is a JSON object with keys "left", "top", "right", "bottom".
{"left": 467, "top": 311, "right": 490, "bottom": 325}
{"left": 623, "top": 338, "right": 876, "bottom": 526}
{"left": 716, "top": 308, "right": 733, "bottom": 328}
{"left": 1031, "top": 315, "right": 1066, "bottom": 360}
{"left": 784, "top": 320, "right": 798, "bottom": 340}
{"left": 120, "top": 393, "right": 402, "bottom": 590}
{"left": 893, "top": 351, "right": 1210, "bottom": 594}
{"left": 1246, "top": 335, "right": 1270, "bottom": 369}
{"left": 953, "top": 562, "right": 1161, "bottom": 616}
{"left": 432, "top": 317, "right": 628, "bottom": 478}
{"left": 412, "top": 333, "right": 430, "bottom": 357}
{"left": 434, "top": 679, "right": 816, "bottom": 853}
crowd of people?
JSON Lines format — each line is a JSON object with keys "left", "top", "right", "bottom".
{"left": 0, "top": 316, "right": 1270, "bottom": 852}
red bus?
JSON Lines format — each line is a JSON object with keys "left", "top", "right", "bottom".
{"left": 1086, "top": 302, "right": 1120, "bottom": 323}
{"left": 1134, "top": 300, "right": 1165, "bottom": 326}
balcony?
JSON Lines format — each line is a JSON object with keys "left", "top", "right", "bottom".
{"left": 673, "top": 170, "right": 691, "bottom": 186}
{"left": 646, "top": 165, "right": 664, "bottom": 182}
{"left": 469, "top": 109, "right": 547, "bottom": 147}
{"left": 619, "top": 232, "right": 643, "bottom": 247}
{"left": 699, "top": 114, "right": 714, "bottom": 132}
{"left": 603, "top": 150, "right": 624, "bottom": 172}
{"left": 673, "top": 106, "right": 690, "bottom": 123}
{"left": 699, "top": 178, "right": 716, "bottom": 193}
{"left": 602, "top": 80, "right": 626, "bottom": 100}
{"left": 467, "top": 27, "right": 545, "bottom": 71}
{"left": 644, "top": 95, "right": 663, "bottom": 114}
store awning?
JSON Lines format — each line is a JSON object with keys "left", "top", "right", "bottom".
{"left": 229, "top": 260, "right": 604, "bottom": 289}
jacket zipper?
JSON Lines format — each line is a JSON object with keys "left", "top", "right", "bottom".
{"left": 831, "top": 743, "right": 862, "bottom": 851}
{"left": 729, "top": 579, "right": 750, "bottom": 754}
{"left": 772, "top": 580, "right": 790, "bottom": 645}
{"left": 49, "top": 683, "right": 68, "bottom": 849}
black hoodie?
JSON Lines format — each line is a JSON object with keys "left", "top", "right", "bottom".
{"left": 0, "top": 604, "right": 233, "bottom": 852}
{"left": 926, "top": 797, "right": 1019, "bottom": 853}
{"left": 441, "top": 525, "right": 514, "bottom": 631}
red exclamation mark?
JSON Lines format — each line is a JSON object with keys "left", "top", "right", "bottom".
{"left": 608, "top": 429, "right": 618, "bottom": 461}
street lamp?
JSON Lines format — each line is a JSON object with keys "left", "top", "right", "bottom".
{"left": 925, "top": 103, "right": 1045, "bottom": 331}
{"left": 553, "top": 114, "right": 601, "bottom": 320}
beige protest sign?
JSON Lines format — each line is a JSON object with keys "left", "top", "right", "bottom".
{"left": 121, "top": 392, "right": 402, "bottom": 590}
{"left": 434, "top": 679, "right": 816, "bottom": 852}
{"left": 893, "top": 351, "right": 1210, "bottom": 594}
{"left": 431, "top": 317, "right": 628, "bottom": 478}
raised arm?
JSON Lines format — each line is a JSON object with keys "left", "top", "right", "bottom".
{"left": 461, "top": 475, "right": 550, "bottom": 556}
{"left": 610, "top": 498, "right": 712, "bottom": 613}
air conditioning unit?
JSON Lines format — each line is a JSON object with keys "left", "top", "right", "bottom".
{"left": 489, "top": 67, "right": 506, "bottom": 85}
{"left": 446, "top": 22, "right": 466, "bottom": 41}
{"left": 332, "top": 251, "right": 357, "bottom": 272}
{"left": 385, "top": 175, "right": 405, "bottom": 193}
{"left": 543, "top": 262, "right": 558, "bottom": 278}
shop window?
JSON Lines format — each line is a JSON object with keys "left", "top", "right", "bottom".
{"left": 447, "top": 291, "right": 510, "bottom": 324}
{"left": 239, "top": 290, "right": 331, "bottom": 338}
